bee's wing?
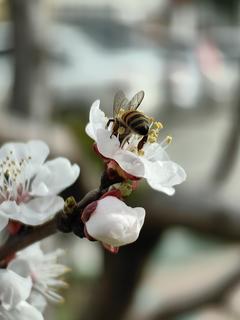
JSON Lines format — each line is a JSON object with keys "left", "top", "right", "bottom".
{"left": 127, "top": 90, "right": 145, "bottom": 110}
{"left": 113, "top": 90, "right": 129, "bottom": 115}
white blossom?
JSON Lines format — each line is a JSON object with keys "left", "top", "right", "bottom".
{"left": 0, "top": 267, "right": 43, "bottom": 320}
{"left": 0, "top": 140, "right": 80, "bottom": 230}
{"left": 8, "top": 242, "right": 69, "bottom": 311}
{"left": 85, "top": 196, "right": 145, "bottom": 249}
{"left": 0, "top": 301, "right": 43, "bottom": 320}
{"left": 86, "top": 100, "right": 186, "bottom": 195}
{"left": 0, "top": 268, "right": 32, "bottom": 310}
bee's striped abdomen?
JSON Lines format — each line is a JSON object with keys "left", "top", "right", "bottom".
{"left": 122, "top": 111, "right": 149, "bottom": 135}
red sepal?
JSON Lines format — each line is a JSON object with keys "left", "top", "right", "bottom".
{"left": 7, "top": 221, "right": 22, "bottom": 235}
{"left": 102, "top": 243, "right": 119, "bottom": 254}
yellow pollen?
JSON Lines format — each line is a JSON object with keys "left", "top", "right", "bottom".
{"left": 138, "top": 149, "right": 144, "bottom": 156}
{"left": 166, "top": 135, "right": 172, "bottom": 144}
{"left": 118, "top": 108, "right": 125, "bottom": 117}
{"left": 148, "top": 135, "right": 157, "bottom": 143}
{"left": 149, "top": 129, "right": 158, "bottom": 138}
{"left": 148, "top": 116, "right": 155, "bottom": 122}
{"left": 154, "top": 121, "right": 163, "bottom": 129}
{"left": 118, "top": 127, "right": 125, "bottom": 135}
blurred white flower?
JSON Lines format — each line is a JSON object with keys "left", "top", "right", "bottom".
{"left": 0, "top": 267, "right": 43, "bottom": 320}
{"left": 84, "top": 196, "right": 145, "bottom": 251}
{"left": 0, "top": 140, "right": 80, "bottom": 231}
{"left": 8, "top": 242, "right": 69, "bottom": 311}
{"left": 86, "top": 100, "right": 186, "bottom": 195}
{"left": 0, "top": 301, "right": 43, "bottom": 320}
{"left": 0, "top": 268, "right": 32, "bottom": 310}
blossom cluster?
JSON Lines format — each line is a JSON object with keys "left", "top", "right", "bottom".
{"left": 0, "top": 242, "right": 68, "bottom": 320}
{"left": 0, "top": 92, "right": 186, "bottom": 319}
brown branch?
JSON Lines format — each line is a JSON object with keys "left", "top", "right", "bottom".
{"left": 0, "top": 172, "right": 123, "bottom": 262}
{"left": 212, "top": 70, "right": 240, "bottom": 185}
{"left": 0, "top": 189, "right": 97, "bottom": 262}
{"left": 135, "top": 186, "right": 240, "bottom": 242}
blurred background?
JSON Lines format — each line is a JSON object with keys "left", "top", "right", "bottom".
{"left": 1, "top": 0, "right": 240, "bottom": 319}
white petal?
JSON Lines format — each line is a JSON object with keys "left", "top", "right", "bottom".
{"left": 95, "top": 128, "right": 145, "bottom": 177}
{"left": 144, "top": 160, "right": 187, "bottom": 195}
{"left": 8, "top": 259, "right": 31, "bottom": 278}
{"left": 0, "top": 269, "right": 32, "bottom": 310}
{"left": 28, "top": 291, "right": 47, "bottom": 313}
{"left": 31, "top": 158, "right": 80, "bottom": 196}
{"left": 86, "top": 100, "right": 107, "bottom": 140}
{"left": 0, "top": 196, "right": 64, "bottom": 225}
{"left": 86, "top": 196, "right": 145, "bottom": 247}
{"left": 0, "top": 214, "right": 9, "bottom": 232}
{"left": 0, "top": 140, "right": 49, "bottom": 167}
{"left": 143, "top": 142, "right": 170, "bottom": 161}
{"left": 95, "top": 128, "right": 120, "bottom": 158}
{"left": 0, "top": 301, "right": 44, "bottom": 320}
{"left": 113, "top": 150, "right": 145, "bottom": 177}
{"left": 26, "top": 140, "right": 49, "bottom": 166}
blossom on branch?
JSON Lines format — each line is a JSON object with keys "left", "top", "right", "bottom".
{"left": 8, "top": 242, "right": 69, "bottom": 312}
{"left": 0, "top": 267, "right": 43, "bottom": 320}
{"left": 83, "top": 196, "right": 145, "bottom": 253}
{"left": 0, "top": 140, "right": 80, "bottom": 231}
{"left": 86, "top": 100, "right": 186, "bottom": 195}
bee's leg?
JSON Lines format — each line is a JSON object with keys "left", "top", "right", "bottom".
{"left": 110, "top": 121, "right": 119, "bottom": 138}
{"left": 137, "top": 135, "right": 148, "bottom": 151}
{"left": 120, "top": 133, "right": 131, "bottom": 148}
{"left": 106, "top": 118, "right": 115, "bottom": 129}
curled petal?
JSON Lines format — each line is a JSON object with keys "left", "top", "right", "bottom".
{"left": 31, "top": 157, "right": 80, "bottom": 196}
{"left": 144, "top": 160, "right": 187, "bottom": 195}
{"left": 85, "top": 100, "right": 107, "bottom": 140}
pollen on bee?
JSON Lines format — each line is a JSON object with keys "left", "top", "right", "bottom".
{"left": 118, "top": 108, "right": 125, "bottom": 117}
{"left": 138, "top": 149, "right": 144, "bottom": 156}
{"left": 118, "top": 126, "right": 125, "bottom": 135}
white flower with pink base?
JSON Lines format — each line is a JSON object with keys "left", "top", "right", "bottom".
{"left": 86, "top": 100, "right": 186, "bottom": 195}
{"left": 0, "top": 140, "right": 80, "bottom": 231}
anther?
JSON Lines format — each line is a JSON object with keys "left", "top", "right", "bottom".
{"left": 154, "top": 122, "right": 163, "bottom": 129}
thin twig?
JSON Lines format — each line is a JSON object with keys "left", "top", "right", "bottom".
{"left": 0, "top": 173, "right": 123, "bottom": 262}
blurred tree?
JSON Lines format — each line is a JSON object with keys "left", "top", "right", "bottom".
{"left": 9, "top": 0, "right": 51, "bottom": 120}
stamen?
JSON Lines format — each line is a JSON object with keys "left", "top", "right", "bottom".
{"left": 0, "top": 151, "right": 32, "bottom": 201}
{"left": 154, "top": 121, "right": 163, "bottom": 130}
{"left": 160, "top": 135, "right": 173, "bottom": 149}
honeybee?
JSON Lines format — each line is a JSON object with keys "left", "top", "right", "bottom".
{"left": 106, "top": 90, "right": 151, "bottom": 151}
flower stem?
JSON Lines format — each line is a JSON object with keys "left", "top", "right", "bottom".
{"left": 0, "top": 171, "right": 124, "bottom": 262}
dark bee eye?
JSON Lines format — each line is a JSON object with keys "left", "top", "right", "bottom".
{"left": 137, "top": 125, "right": 149, "bottom": 136}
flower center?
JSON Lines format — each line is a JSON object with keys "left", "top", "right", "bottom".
{"left": 0, "top": 151, "right": 32, "bottom": 203}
